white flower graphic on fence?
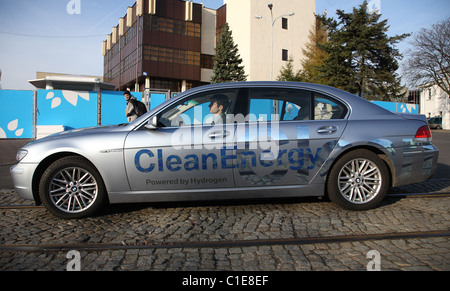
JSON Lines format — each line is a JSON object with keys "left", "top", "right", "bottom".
{"left": 0, "top": 119, "right": 24, "bottom": 138}
{"left": 46, "top": 90, "right": 90, "bottom": 109}
{"left": 399, "top": 103, "right": 417, "bottom": 114}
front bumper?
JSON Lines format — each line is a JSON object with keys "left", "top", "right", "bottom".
{"left": 10, "top": 163, "right": 39, "bottom": 201}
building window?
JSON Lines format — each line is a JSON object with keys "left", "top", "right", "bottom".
{"left": 122, "top": 49, "right": 138, "bottom": 72}
{"left": 282, "top": 17, "right": 288, "bottom": 29}
{"left": 201, "top": 54, "right": 214, "bottom": 69}
{"left": 142, "top": 45, "right": 200, "bottom": 67}
{"left": 282, "top": 49, "right": 288, "bottom": 61}
{"left": 145, "top": 15, "right": 201, "bottom": 38}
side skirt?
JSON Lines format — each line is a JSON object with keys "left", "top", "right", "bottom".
{"left": 108, "top": 184, "right": 324, "bottom": 204}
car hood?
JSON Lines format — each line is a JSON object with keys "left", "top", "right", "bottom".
{"left": 30, "top": 124, "right": 126, "bottom": 144}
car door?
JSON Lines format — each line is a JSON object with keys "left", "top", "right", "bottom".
{"left": 123, "top": 88, "right": 241, "bottom": 192}
{"left": 233, "top": 87, "right": 348, "bottom": 187}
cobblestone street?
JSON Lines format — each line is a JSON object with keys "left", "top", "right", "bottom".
{"left": 1, "top": 132, "right": 449, "bottom": 273}
{"left": 1, "top": 183, "right": 449, "bottom": 271}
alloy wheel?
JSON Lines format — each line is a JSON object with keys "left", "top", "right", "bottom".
{"left": 337, "top": 158, "right": 382, "bottom": 204}
{"left": 48, "top": 167, "right": 98, "bottom": 213}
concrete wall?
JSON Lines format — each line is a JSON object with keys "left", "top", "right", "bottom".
{"left": 226, "top": 0, "right": 316, "bottom": 81}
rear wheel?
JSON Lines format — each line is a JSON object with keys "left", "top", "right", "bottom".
{"left": 327, "top": 149, "right": 389, "bottom": 210}
{"left": 39, "top": 156, "right": 107, "bottom": 219}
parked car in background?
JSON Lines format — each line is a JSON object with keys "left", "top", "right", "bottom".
{"left": 428, "top": 117, "right": 443, "bottom": 129}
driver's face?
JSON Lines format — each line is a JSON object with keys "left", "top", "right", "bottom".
{"left": 209, "top": 101, "right": 222, "bottom": 114}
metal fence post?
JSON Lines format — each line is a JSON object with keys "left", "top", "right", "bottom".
{"left": 33, "top": 90, "right": 37, "bottom": 139}
{"left": 97, "top": 91, "right": 102, "bottom": 126}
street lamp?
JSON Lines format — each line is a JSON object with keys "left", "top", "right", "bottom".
{"left": 259, "top": 3, "right": 294, "bottom": 81}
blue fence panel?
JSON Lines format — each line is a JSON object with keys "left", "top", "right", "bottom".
{"left": 150, "top": 93, "right": 166, "bottom": 110}
{"left": 372, "top": 101, "right": 397, "bottom": 112}
{"left": 0, "top": 90, "right": 34, "bottom": 138}
{"left": 37, "top": 89, "right": 98, "bottom": 130}
{"left": 101, "top": 91, "right": 142, "bottom": 125}
{"left": 372, "top": 101, "right": 419, "bottom": 114}
{"left": 1, "top": 89, "right": 173, "bottom": 139}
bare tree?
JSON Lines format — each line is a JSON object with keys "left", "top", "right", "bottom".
{"left": 403, "top": 18, "right": 450, "bottom": 95}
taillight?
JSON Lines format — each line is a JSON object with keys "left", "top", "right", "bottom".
{"left": 415, "top": 125, "right": 432, "bottom": 139}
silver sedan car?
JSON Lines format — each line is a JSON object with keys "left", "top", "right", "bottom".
{"left": 11, "top": 82, "right": 439, "bottom": 219}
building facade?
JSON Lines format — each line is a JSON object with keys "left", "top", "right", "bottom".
{"left": 223, "top": 0, "right": 315, "bottom": 81}
{"left": 419, "top": 83, "right": 450, "bottom": 130}
{"left": 102, "top": 0, "right": 315, "bottom": 92}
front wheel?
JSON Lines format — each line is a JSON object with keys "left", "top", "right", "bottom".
{"left": 327, "top": 149, "right": 389, "bottom": 211}
{"left": 39, "top": 156, "right": 107, "bottom": 219}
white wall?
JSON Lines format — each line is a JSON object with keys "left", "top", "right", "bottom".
{"left": 420, "top": 84, "right": 450, "bottom": 129}
{"left": 226, "top": 0, "right": 316, "bottom": 81}
{"left": 201, "top": 7, "right": 216, "bottom": 83}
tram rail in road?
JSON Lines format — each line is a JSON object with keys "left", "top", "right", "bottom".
{"left": 1, "top": 190, "right": 449, "bottom": 252}
{"left": 1, "top": 229, "right": 449, "bottom": 252}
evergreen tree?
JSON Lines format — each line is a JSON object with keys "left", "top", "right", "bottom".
{"left": 277, "top": 57, "right": 301, "bottom": 81}
{"left": 317, "top": 1, "right": 409, "bottom": 100}
{"left": 211, "top": 23, "right": 247, "bottom": 83}
{"left": 298, "top": 16, "right": 329, "bottom": 84}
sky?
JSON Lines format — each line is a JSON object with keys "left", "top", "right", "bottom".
{"left": 0, "top": 0, "right": 448, "bottom": 90}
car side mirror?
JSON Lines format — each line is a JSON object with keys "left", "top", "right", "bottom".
{"left": 145, "top": 115, "right": 158, "bottom": 130}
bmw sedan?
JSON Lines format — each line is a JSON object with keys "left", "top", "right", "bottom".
{"left": 10, "top": 82, "right": 439, "bottom": 219}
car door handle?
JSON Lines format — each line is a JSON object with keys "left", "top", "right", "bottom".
{"left": 317, "top": 126, "right": 337, "bottom": 134}
{"left": 208, "top": 131, "right": 229, "bottom": 138}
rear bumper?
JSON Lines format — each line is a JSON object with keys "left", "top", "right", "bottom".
{"left": 393, "top": 144, "right": 439, "bottom": 187}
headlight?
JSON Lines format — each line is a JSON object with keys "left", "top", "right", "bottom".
{"left": 16, "top": 149, "right": 28, "bottom": 162}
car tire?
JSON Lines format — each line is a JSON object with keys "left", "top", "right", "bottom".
{"left": 327, "top": 149, "right": 389, "bottom": 211}
{"left": 39, "top": 156, "right": 107, "bottom": 219}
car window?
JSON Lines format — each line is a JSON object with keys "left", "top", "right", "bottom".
{"left": 158, "top": 89, "right": 239, "bottom": 127}
{"left": 248, "top": 88, "right": 311, "bottom": 122}
{"left": 313, "top": 93, "right": 347, "bottom": 120}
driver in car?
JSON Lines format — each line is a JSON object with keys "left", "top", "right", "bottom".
{"left": 208, "top": 94, "right": 229, "bottom": 124}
